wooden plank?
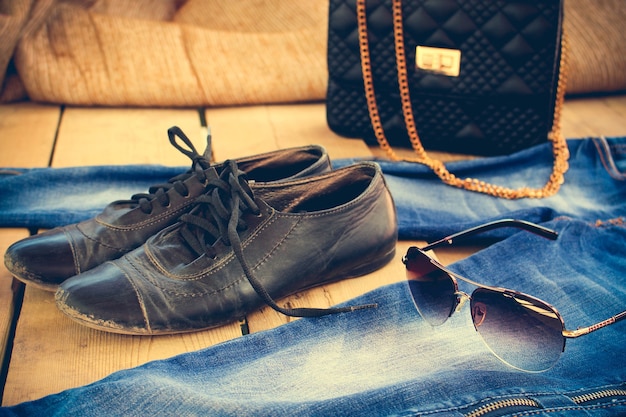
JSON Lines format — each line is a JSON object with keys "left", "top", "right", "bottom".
{"left": 0, "top": 102, "right": 60, "bottom": 167}
{"left": 203, "top": 105, "right": 281, "bottom": 161}
{"left": 266, "top": 103, "right": 374, "bottom": 159}
{"left": 0, "top": 103, "right": 60, "bottom": 405}
{"left": 562, "top": 95, "right": 626, "bottom": 138}
{"left": 4, "top": 287, "right": 242, "bottom": 405}
{"left": 204, "top": 103, "right": 374, "bottom": 162}
{"left": 2, "top": 107, "right": 243, "bottom": 406}
{"left": 52, "top": 107, "right": 209, "bottom": 167}
{"left": 0, "top": 230, "right": 28, "bottom": 381}
{"left": 604, "top": 94, "right": 626, "bottom": 116}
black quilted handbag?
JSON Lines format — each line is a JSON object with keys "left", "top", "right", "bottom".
{"left": 327, "top": 0, "right": 570, "bottom": 198}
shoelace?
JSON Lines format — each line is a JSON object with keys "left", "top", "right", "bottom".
{"left": 179, "top": 160, "right": 378, "bottom": 319}
{"left": 129, "top": 126, "right": 213, "bottom": 214}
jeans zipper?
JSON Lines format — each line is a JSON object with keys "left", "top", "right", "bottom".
{"left": 465, "top": 388, "right": 626, "bottom": 417}
{"left": 570, "top": 388, "right": 626, "bottom": 404}
{"left": 465, "top": 398, "right": 541, "bottom": 417}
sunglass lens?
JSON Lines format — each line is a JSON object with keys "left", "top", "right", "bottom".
{"left": 406, "top": 250, "right": 457, "bottom": 326}
{"left": 471, "top": 288, "right": 565, "bottom": 372}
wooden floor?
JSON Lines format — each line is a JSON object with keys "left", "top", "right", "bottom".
{"left": 1, "top": 96, "right": 625, "bottom": 405}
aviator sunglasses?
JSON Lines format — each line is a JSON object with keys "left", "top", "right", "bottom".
{"left": 403, "top": 219, "right": 626, "bottom": 372}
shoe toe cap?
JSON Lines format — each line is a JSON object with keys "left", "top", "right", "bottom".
{"left": 55, "top": 264, "right": 149, "bottom": 334}
{"left": 4, "top": 229, "right": 78, "bottom": 290}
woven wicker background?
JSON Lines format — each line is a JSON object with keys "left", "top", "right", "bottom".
{"left": 0, "top": 0, "right": 624, "bottom": 106}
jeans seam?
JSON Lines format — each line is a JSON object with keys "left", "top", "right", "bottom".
{"left": 592, "top": 136, "right": 626, "bottom": 181}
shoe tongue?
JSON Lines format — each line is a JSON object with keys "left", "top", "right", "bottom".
{"left": 202, "top": 126, "right": 213, "bottom": 161}
{"left": 199, "top": 164, "right": 220, "bottom": 182}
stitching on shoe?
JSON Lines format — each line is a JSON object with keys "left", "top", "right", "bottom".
{"left": 63, "top": 226, "right": 82, "bottom": 275}
{"left": 124, "top": 259, "right": 153, "bottom": 333}
{"left": 145, "top": 210, "right": 279, "bottom": 282}
{"left": 242, "top": 213, "right": 304, "bottom": 273}
{"left": 75, "top": 223, "right": 141, "bottom": 252}
{"left": 194, "top": 214, "right": 304, "bottom": 298}
{"left": 93, "top": 198, "right": 197, "bottom": 231}
{"left": 141, "top": 213, "right": 301, "bottom": 298}
{"left": 160, "top": 215, "right": 301, "bottom": 298}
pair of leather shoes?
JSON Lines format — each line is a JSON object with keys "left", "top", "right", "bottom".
{"left": 4, "top": 126, "right": 332, "bottom": 291}
{"left": 5, "top": 128, "right": 398, "bottom": 334}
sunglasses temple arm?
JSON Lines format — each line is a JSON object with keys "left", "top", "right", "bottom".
{"left": 562, "top": 310, "right": 626, "bottom": 338}
{"left": 422, "top": 219, "right": 558, "bottom": 251}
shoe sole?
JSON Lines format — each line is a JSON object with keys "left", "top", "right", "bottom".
{"left": 7, "top": 267, "right": 60, "bottom": 292}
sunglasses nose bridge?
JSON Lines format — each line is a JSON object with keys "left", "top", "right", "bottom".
{"left": 454, "top": 291, "right": 471, "bottom": 313}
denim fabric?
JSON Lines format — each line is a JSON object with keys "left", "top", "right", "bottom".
{"left": 0, "top": 165, "right": 183, "bottom": 229}
{"left": 1, "top": 217, "right": 624, "bottom": 416}
{"left": 1, "top": 137, "right": 625, "bottom": 238}
{"left": 1, "top": 137, "right": 625, "bottom": 415}
{"left": 336, "top": 136, "right": 626, "bottom": 240}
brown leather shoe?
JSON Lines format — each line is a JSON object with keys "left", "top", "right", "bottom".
{"left": 55, "top": 161, "right": 397, "bottom": 335}
{"left": 4, "top": 127, "right": 331, "bottom": 291}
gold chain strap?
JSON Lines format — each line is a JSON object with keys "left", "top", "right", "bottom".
{"left": 356, "top": 0, "right": 570, "bottom": 199}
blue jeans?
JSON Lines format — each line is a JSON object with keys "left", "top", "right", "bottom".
{"left": 1, "top": 137, "right": 624, "bottom": 238}
{"left": 336, "top": 136, "right": 626, "bottom": 240}
{"left": 1, "top": 137, "right": 625, "bottom": 415}
{"left": 0, "top": 165, "right": 183, "bottom": 230}
{"left": 1, "top": 218, "right": 625, "bottom": 416}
